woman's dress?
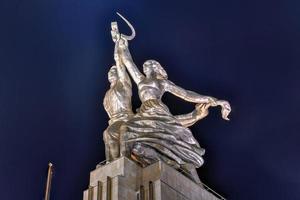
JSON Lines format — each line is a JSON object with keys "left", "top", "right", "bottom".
{"left": 120, "top": 98, "right": 205, "bottom": 169}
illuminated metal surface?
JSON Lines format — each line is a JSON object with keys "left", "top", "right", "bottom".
{"left": 103, "top": 13, "right": 231, "bottom": 183}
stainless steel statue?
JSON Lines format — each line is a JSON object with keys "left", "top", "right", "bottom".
{"left": 103, "top": 13, "right": 231, "bottom": 183}
{"left": 103, "top": 21, "right": 133, "bottom": 162}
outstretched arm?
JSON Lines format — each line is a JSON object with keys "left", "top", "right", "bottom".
{"left": 163, "top": 80, "right": 218, "bottom": 105}
{"left": 117, "top": 39, "right": 145, "bottom": 85}
{"left": 163, "top": 80, "right": 231, "bottom": 120}
{"left": 175, "top": 112, "right": 196, "bottom": 127}
{"left": 175, "top": 103, "right": 210, "bottom": 127}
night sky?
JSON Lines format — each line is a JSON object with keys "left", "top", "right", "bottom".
{"left": 0, "top": 0, "right": 300, "bottom": 199}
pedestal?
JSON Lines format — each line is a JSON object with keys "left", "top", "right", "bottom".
{"left": 83, "top": 157, "right": 220, "bottom": 200}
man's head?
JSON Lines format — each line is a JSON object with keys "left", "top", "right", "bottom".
{"left": 108, "top": 65, "right": 118, "bottom": 84}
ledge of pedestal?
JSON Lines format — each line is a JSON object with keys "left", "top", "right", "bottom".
{"left": 90, "top": 157, "right": 142, "bottom": 187}
{"left": 84, "top": 157, "right": 221, "bottom": 200}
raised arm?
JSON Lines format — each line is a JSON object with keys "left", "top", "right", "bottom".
{"left": 116, "top": 63, "right": 132, "bottom": 86}
{"left": 118, "top": 39, "right": 145, "bottom": 85}
{"left": 114, "top": 42, "right": 131, "bottom": 85}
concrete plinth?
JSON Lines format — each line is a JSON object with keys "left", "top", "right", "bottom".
{"left": 83, "top": 157, "right": 220, "bottom": 200}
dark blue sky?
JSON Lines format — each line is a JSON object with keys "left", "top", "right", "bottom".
{"left": 0, "top": 0, "right": 299, "bottom": 199}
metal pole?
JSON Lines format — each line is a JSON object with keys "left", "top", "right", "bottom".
{"left": 44, "top": 162, "right": 53, "bottom": 200}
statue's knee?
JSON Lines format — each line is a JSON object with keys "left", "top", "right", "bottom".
{"left": 103, "top": 130, "right": 111, "bottom": 143}
{"left": 119, "top": 124, "right": 128, "bottom": 140}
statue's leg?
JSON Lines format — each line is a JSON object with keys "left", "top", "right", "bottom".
{"left": 181, "top": 164, "right": 201, "bottom": 184}
{"left": 119, "top": 137, "right": 129, "bottom": 157}
{"left": 189, "top": 166, "right": 201, "bottom": 184}
{"left": 109, "top": 140, "right": 119, "bottom": 160}
{"left": 119, "top": 123, "right": 131, "bottom": 158}
{"left": 103, "top": 130, "right": 112, "bottom": 162}
{"left": 103, "top": 129, "right": 120, "bottom": 162}
{"left": 105, "top": 141, "right": 110, "bottom": 162}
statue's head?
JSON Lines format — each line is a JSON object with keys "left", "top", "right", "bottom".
{"left": 108, "top": 65, "right": 118, "bottom": 83}
{"left": 143, "top": 60, "right": 168, "bottom": 80}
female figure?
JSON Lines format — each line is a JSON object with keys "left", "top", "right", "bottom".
{"left": 115, "top": 38, "right": 230, "bottom": 182}
{"left": 111, "top": 13, "right": 231, "bottom": 183}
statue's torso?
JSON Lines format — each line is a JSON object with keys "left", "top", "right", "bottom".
{"left": 104, "top": 81, "right": 132, "bottom": 119}
{"left": 138, "top": 78, "right": 164, "bottom": 102}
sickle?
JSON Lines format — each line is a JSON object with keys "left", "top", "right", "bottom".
{"left": 116, "top": 12, "right": 136, "bottom": 40}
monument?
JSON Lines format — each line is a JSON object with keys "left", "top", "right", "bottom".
{"left": 83, "top": 13, "right": 231, "bottom": 200}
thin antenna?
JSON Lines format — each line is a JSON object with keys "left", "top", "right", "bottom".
{"left": 44, "top": 163, "right": 54, "bottom": 200}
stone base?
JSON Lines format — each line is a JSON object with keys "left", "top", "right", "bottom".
{"left": 83, "top": 157, "right": 220, "bottom": 200}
